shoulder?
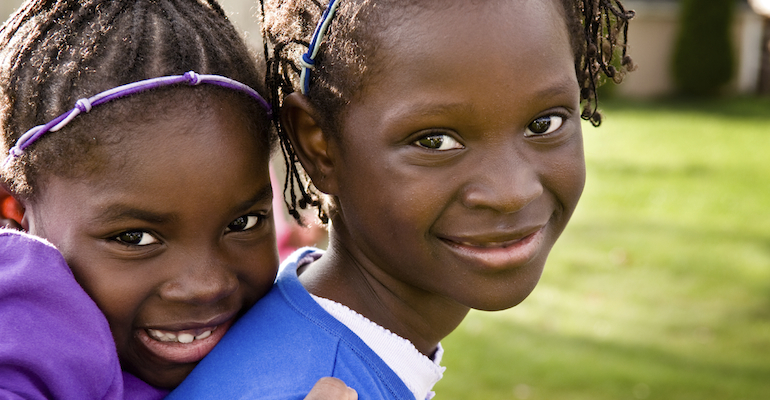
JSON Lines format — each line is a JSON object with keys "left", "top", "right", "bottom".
{"left": 0, "top": 229, "right": 60, "bottom": 262}
{"left": 168, "top": 246, "right": 411, "bottom": 400}
{"left": 0, "top": 229, "right": 74, "bottom": 297}
{"left": 168, "top": 266, "right": 343, "bottom": 399}
{"left": 0, "top": 230, "right": 126, "bottom": 400}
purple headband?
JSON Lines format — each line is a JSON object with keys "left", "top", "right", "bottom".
{"left": 2, "top": 71, "right": 271, "bottom": 168}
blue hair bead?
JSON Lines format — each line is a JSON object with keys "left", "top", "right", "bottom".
{"left": 299, "top": 0, "right": 341, "bottom": 95}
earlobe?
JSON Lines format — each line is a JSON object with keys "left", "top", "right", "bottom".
{"left": 0, "top": 187, "right": 25, "bottom": 230}
{"left": 281, "top": 92, "right": 338, "bottom": 195}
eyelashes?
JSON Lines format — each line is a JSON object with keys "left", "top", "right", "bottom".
{"left": 110, "top": 213, "right": 268, "bottom": 248}
{"left": 412, "top": 113, "right": 567, "bottom": 151}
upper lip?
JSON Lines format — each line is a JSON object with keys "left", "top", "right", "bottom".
{"left": 139, "top": 310, "right": 239, "bottom": 332}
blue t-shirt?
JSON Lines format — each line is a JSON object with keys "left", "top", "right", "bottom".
{"left": 168, "top": 248, "right": 414, "bottom": 400}
{"left": 0, "top": 230, "right": 166, "bottom": 400}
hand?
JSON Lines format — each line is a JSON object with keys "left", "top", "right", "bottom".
{"left": 304, "top": 377, "right": 357, "bottom": 400}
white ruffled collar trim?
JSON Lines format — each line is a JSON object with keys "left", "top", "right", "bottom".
{"left": 311, "top": 295, "right": 445, "bottom": 400}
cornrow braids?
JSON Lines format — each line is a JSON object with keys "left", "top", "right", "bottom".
{"left": 260, "top": 0, "right": 635, "bottom": 223}
{"left": 0, "top": 0, "right": 270, "bottom": 200}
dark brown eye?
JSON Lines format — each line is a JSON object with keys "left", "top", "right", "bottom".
{"left": 225, "top": 215, "right": 265, "bottom": 233}
{"left": 525, "top": 115, "right": 563, "bottom": 137}
{"left": 113, "top": 231, "right": 158, "bottom": 246}
{"left": 414, "top": 134, "right": 463, "bottom": 150}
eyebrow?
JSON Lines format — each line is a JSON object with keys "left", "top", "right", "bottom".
{"left": 392, "top": 78, "right": 579, "bottom": 122}
{"left": 237, "top": 182, "right": 274, "bottom": 211}
{"left": 91, "top": 183, "right": 274, "bottom": 225}
{"left": 530, "top": 77, "right": 580, "bottom": 100}
{"left": 91, "top": 205, "right": 177, "bottom": 226}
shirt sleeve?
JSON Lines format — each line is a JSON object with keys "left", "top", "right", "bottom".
{"left": 0, "top": 230, "right": 125, "bottom": 400}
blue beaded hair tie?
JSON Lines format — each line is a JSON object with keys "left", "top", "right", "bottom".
{"left": 3, "top": 71, "right": 271, "bottom": 168}
{"left": 299, "top": 0, "right": 341, "bottom": 95}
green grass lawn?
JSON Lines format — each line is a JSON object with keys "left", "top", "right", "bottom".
{"left": 433, "top": 97, "right": 770, "bottom": 400}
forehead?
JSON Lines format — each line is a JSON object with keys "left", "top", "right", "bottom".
{"left": 377, "top": 0, "right": 571, "bottom": 81}
{"left": 344, "top": 0, "right": 576, "bottom": 129}
{"left": 36, "top": 93, "right": 270, "bottom": 203}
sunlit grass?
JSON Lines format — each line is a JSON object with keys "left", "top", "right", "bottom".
{"left": 434, "top": 97, "right": 770, "bottom": 400}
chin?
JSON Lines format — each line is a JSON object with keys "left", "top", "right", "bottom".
{"left": 470, "top": 292, "right": 536, "bottom": 312}
{"left": 466, "top": 273, "right": 543, "bottom": 312}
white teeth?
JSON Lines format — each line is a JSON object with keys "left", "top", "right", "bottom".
{"left": 177, "top": 333, "right": 194, "bottom": 343}
{"left": 146, "top": 328, "right": 214, "bottom": 344}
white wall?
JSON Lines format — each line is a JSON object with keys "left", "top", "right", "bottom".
{"left": 1, "top": 0, "right": 263, "bottom": 50}
{"left": 618, "top": 1, "right": 764, "bottom": 97}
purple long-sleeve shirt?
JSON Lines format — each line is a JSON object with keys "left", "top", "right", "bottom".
{"left": 0, "top": 230, "right": 167, "bottom": 400}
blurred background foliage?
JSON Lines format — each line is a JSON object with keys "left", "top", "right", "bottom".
{"left": 672, "top": 0, "right": 736, "bottom": 95}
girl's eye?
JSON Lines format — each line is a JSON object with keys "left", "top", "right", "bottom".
{"left": 112, "top": 231, "right": 159, "bottom": 246}
{"left": 525, "top": 115, "right": 564, "bottom": 137}
{"left": 225, "top": 214, "right": 265, "bottom": 233}
{"left": 414, "top": 134, "right": 464, "bottom": 151}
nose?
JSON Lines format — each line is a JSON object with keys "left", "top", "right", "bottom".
{"left": 460, "top": 146, "right": 543, "bottom": 213}
{"left": 159, "top": 248, "right": 239, "bottom": 305}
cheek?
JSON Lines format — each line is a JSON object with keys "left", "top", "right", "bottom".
{"left": 543, "top": 142, "right": 586, "bottom": 211}
{"left": 68, "top": 258, "right": 152, "bottom": 336}
{"left": 237, "top": 241, "right": 280, "bottom": 297}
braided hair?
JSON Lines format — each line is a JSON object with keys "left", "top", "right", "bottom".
{"left": 0, "top": 0, "right": 269, "bottom": 200}
{"left": 259, "top": 0, "right": 635, "bottom": 224}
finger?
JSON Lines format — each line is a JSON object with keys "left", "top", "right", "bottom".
{"left": 304, "top": 377, "right": 357, "bottom": 400}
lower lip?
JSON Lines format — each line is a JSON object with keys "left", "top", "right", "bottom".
{"left": 441, "top": 228, "right": 545, "bottom": 270}
{"left": 136, "top": 318, "right": 234, "bottom": 364}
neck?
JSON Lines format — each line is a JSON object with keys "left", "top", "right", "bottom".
{"left": 299, "top": 224, "right": 469, "bottom": 357}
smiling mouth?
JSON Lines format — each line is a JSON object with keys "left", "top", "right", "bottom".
{"left": 137, "top": 318, "right": 235, "bottom": 364}
{"left": 439, "top": 227, "right": 545, "bottom": 268}
{"left": 451, "top": 237, "right": 529, "bottom": 248}
{"left": 146, "top": 327, "right": 216, "bottom": 343}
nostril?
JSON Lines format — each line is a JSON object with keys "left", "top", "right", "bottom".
{"left": 461, "top": 176, "right": 543, "bottom": 213}
{"left": 159, "top": 269, "right": 239, "bottom": 304}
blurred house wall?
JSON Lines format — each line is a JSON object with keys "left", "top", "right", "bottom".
{"left": 2, "top": 0, "right": 766, "bottom": 96}
{"left": 620, "top": 0, "right": 765, "bottom": 97}
{"left": 0, "top": 0, "right": 263, "bottom": 49}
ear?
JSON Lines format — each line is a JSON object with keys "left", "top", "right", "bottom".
{"left": 0, "top": 185, "right": 25, "bottom": 230}
{"left": 281, "top": 92, "right": 339, "bottom": 195}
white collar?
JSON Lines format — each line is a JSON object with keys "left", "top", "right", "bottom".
{"left": 311, "top": 295, "right": 445, "bottom": 400}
